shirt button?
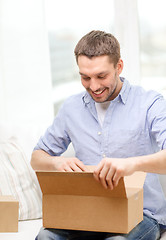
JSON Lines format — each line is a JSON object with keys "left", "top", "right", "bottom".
{"left": 98, "top": 131, "right": 102, "bottom": 135}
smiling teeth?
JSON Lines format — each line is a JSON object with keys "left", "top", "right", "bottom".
{"left": 94, "top": 90, "right": 104, "bottom": 95}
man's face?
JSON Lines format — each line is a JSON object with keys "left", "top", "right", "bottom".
{"left": 78, "top": 55, "right": 123, "bottom": 103}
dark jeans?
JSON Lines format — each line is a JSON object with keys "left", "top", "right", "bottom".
{"left": 35, "top": 214, "right": 161, "bottom": 240}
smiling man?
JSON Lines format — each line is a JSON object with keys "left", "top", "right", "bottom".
{"left": 31, "top": 30, "right": 166, "bottom": 240}
{"left": 79, "top": 55, "right": 123, "bottom": 103}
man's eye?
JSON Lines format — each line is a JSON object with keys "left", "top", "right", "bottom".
{"left": 98, "top": 76, "right": 106, "bottom": 79}
{"left": 82, "top": 76, "right": 90, "bottom": 80}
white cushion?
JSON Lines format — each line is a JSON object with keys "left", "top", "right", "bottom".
{"left": 0, "top": 122, "right": 45, "bottom": 162}
{"left": 0, "top": 137, "right": 42, "bottom": 220}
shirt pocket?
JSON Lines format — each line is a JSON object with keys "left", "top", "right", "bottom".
{"left": 108, "top": 128, "right": 150, "bottom": 158}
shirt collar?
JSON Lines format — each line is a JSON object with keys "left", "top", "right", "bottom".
{"left": 82, "top": 91, "right": 93, "bottom": 105}
{"left": 82, "top": 77, "right": 131, "bottom": 105}
{"left": 118, "top": 77, "right": 131, "bottom": 104}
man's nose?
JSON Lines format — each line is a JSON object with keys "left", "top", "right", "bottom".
{"left": 89, "top": 79, "right": 101, "bottom": 92}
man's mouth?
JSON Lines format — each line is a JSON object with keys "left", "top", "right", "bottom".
{"left": 92, "top": 88, "right": 106, "bottom": 96}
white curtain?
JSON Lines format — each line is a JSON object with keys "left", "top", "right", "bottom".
{"left": 0, "top": 0, "right": 53, "bottom": 126}
{"left": 114, "top": 0, "right": 140, "bottom": 85}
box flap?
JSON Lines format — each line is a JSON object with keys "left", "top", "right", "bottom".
{"left": 124, "top": 172, "right": 146, "bottom": 189}
{"left": 36, "top": 171, "right": 127, "bottom": 198}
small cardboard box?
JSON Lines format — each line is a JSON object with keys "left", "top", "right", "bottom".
{"left": 36, "top": 170, "right": 146, "bottom": 234}
{"left": 0, "top": 195, "right": 19, "bottom": 232}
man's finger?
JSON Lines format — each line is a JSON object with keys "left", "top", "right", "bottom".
{"left": 74, "top": 159, "right": 90, "bottom": 172}
{"left": 70, "top": 162, "right": 84, "bottom": 172}
{"left": 98, "top": 165, "right": 110, "bottom": 189}
{"left": 105, "top": 168, "right": 115, "bottom": 190}
{"left": 93, "top": 161, "right": 104, "bottom": 181}
{"left": 112, "top": 171, "right": 122, "bottom": 187}
{"left": 63, "top": 165, "right": 74, "bottom": 172}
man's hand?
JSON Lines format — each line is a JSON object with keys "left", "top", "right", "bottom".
{"left": 31, "top": 150, "right": 89, "bottom": 172}
{"left": 53, "top": 157, "right": 89, "bottom": 172}
{"left": 93, "top": 157, "right": 136, "bottom": 190}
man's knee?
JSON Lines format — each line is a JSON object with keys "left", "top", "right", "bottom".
{"left": 37, "top": 228, "right": 52, "bottom": 240}
{"left": 105, "top": 236, "right": 126, "bottom": 240}
{"left": 36, "top": 228, "right": 68, "bottom": 240}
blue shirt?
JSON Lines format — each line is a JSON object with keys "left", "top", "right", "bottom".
{"left": 35, "top": 78, "right": 166, "bottom": 226}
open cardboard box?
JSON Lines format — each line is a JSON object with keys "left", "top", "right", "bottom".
{"left": 36, "top": 167, "right": 146, "bottom": 234}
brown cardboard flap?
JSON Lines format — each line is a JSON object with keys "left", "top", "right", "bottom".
{"left": 36, "top": 171, "right": 127, "bottom": 198}
{"left": 124, "top": 172, "right": 146, "bottom": 189}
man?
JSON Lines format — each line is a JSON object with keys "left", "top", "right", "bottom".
{"left": 31, "top": 30, "right": 166, "bottom": 240}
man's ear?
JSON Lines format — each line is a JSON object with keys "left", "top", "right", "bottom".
{"left": 116, "top": 59, "right": 123, "bottom": 75}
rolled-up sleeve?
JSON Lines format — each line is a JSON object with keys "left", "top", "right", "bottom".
{"left": 34, "top": 103, "right": 71, "bottom": 156}
{"left": 147, "top": 94, "right": 166, "bottom": 150}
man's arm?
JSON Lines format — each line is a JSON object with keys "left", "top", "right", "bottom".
{"left": 93, "top": 149, "right": 166, "bottom": 190}
{"left": 31, "top": 149, "right": 88, "bottom": 172}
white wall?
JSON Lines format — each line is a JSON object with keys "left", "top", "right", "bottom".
{"left": 0, "top": 0, "right": 53, "bottom": 126}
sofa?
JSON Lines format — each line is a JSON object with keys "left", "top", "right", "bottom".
{"left": 0, "top": 122, "right": 166, "bottom": 240}
{"left": 0, "top": 123, "right": 44, "bottom": 240}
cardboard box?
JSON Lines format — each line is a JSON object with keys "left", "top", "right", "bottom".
{"left": 36, "top": 169, "right": 146, "bottom": 234}
{"left": 0, "top": 195, "right": 19, "bottom": 232}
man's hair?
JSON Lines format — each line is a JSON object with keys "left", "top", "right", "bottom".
{"left": 74, "top": 30, "right": 121, "bottom": 66}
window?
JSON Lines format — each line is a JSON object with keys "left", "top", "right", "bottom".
{"left": 138, "top": 0, "right": 166, "bottom": 96}
{"left": 44, "top": 0, "right": 114, "bottom": 115}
